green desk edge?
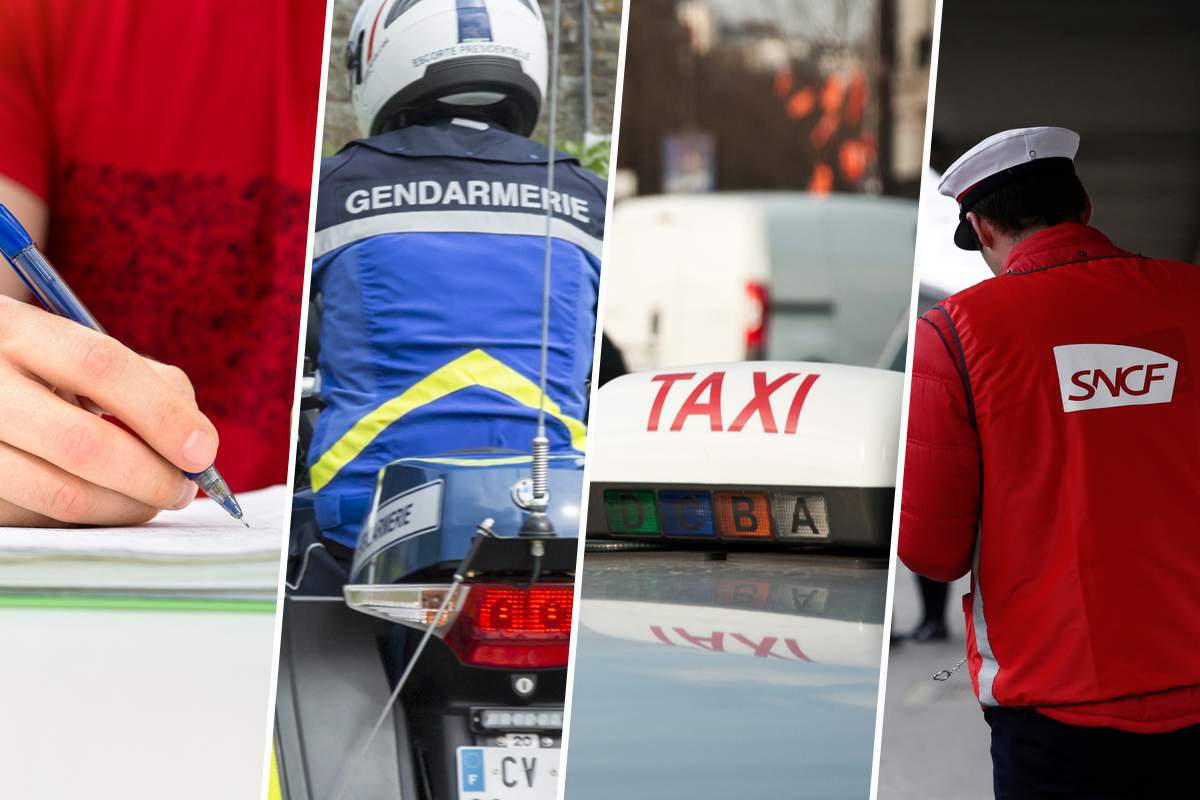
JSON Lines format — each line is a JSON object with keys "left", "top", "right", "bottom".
{"left": 0, "top": 594, "right": 276, "bottom": 613}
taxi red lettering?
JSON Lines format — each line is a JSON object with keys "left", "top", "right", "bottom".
{"left": 646, "top": 372, "right": 696, "bottom": 431}
{"left": 674, "top": 628, "right": 725, "bottom": 652}
{"left": 670, "top": 372, "right": 725, "bottom": 432}
{"left": 784, "top": 639, "right": 812, "bottom": 662}
{"left": 728, "top": 372, "right": 798, "bottom": 433}
{"left": 649, "top": 625, "right": 677, "bottom": 646}
{"left": 730, "top": 633, "right": 779, "bottom": 658}
{"left": 783, "top": 374, "right": 820, "bottom": 434}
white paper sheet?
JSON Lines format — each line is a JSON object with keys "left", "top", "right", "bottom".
{"left": 0, "top": 485, "right": 288, "bottom": 594}
{"left": 0, "top": 484, "right": 288, "bottom": 559}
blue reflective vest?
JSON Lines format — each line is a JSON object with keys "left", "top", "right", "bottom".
{"left": 309, "top": 122, "right": 605, "bottom": 547}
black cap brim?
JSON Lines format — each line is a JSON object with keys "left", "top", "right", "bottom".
{"left": 954, "top": 216, "right": 980, "bottom": 251}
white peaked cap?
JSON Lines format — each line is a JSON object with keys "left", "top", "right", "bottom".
{"left": 938, "top": 126, "right": 1080, "bottom": 250}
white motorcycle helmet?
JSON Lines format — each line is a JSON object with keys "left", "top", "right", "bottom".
{"left": 346, "top": 0, "right": 548, "bottom": 137}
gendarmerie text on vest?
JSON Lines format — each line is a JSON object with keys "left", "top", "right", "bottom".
{"left": 344, "top": 179, "right": 592, "bottom": 224}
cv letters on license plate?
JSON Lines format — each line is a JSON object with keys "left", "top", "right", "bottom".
{"left": 458, "top": 746, "right": 560, "bottom": 800}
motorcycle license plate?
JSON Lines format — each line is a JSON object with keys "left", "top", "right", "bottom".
{"left": 496, "top": 733, "right": 544, "bottom": 748}
{"left": 457, "top": 746, "right": 560, "bottom": 800}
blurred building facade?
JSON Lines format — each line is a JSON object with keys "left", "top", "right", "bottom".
{"left": 888, "top": 0, "right": 935, "bottom": 194}
{"left": 618, "top": 0, "right": 933, "bottom": 198}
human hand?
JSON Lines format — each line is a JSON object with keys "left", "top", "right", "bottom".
{"left": 0, "top": 297, "right": 219, "bottom": 526}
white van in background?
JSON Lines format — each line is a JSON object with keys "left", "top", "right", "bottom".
{"left": 602, "top": 192, "right": 917, "bottom": 371}
{"left": 602, "top": 193, "right": 771, "bottom": 371}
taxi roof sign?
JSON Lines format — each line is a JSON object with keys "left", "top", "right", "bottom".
{"left": 589, "top": 362, "right": 902, "bottom": 489}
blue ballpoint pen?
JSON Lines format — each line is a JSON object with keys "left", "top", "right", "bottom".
{"left": 0, "top": 204, "right": 246, "bottom": 525}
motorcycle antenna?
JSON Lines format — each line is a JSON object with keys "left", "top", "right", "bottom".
{"left": 518, "top": 0, "right": 565, "bottom": 537}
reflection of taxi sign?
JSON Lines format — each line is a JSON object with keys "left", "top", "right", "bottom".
{"left": 583, "top": 598, "right": 884, "bottom": 668}
{"left": 602, "top": 488, "right": 830, "bottom": 542}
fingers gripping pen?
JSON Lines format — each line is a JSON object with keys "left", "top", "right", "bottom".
{"left": 0, "top": 204, "right": 246, "bottom": 525}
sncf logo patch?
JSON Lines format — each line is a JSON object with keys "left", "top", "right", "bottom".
{"left": 1053, "top": 344, "right": 1177, "bottom": 413}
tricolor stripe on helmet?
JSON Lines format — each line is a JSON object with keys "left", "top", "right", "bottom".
{"left": 456, "top": 0, "right": 493, "bottom": 43}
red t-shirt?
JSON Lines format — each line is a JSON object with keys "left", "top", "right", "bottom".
{"left": 0, "top": 0, "right": 325, "bottom": 491}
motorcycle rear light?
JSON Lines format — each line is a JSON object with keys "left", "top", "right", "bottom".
{"left": 342, "top": 584, "right": 465, "bottom": 633}
{"left": 446, "top": 584, "right": 575, "bottom": 668}
{"left": 471, "top": 586, "right": 573, "bottom": 634}
{"left": 603, "top": 489, "right": 659, "bottom": 534}
{"left": 769, "top": 493, "right": 831, "bottom": 540}
{"left": 713, "top": 491, "right": 773, "bottom": 538}
{"left": 477, "top": 708, "right": 564, "bottom": 731}
{"left": 657, "top": 490, "right": 716, "bottom": 536}
{"left": 347, "top": 583, "right": 575, "bottom": 668}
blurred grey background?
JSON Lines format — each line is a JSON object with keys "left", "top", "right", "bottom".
{"left": 928, "top": 0, "right": 1200, "bottom": 263}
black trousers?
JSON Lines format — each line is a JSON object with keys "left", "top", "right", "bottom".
{"left": 986, "top": 707, "right": 1198, "bottom": 799}
{"left": 917, "top": 575, "right": 948, "bottom": 624}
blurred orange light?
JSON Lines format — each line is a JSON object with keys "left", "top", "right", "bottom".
{"left": 839, "top": 139, "right": 870, "bottom": 182}
{"left": 786, "top": 87, "right": 814, "bottom": 119}
{"left": 809, "top": 162, "right": 833, "bottom": 195}
{"left": 810, "top": 113, "right": 838, "bottom": 148}
{"left": 820, "top": 75, "right": 844, "bottom": 114}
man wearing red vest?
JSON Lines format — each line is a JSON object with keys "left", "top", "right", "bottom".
{"left": 899, "top": 126, "right": 1200, "bottom": 798}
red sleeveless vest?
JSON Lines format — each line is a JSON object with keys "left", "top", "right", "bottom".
{"left": 929, "top": 223, "right": 1200, "bottom": 708}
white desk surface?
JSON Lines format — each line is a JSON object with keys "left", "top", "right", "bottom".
{"left": 0, "top": 605, "right": 278, "bottom": 799}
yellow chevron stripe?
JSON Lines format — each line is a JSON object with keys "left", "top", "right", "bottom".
{"left": 309, "top": 349, "right": 587, "bottom": 492}
{"left": 268, "top": 747, "right": 282, "bottom": 800}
